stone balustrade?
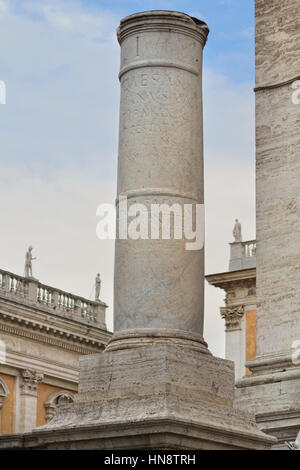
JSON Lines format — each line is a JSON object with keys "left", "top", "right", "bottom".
{"left": 0, "top": 269, "right": 107, "bottom": 328}
{"left": 229, "top": 239, "right": 256, "bottom": 272}
{"left": 243, "top": 240, "right": 256, "bottom": 258}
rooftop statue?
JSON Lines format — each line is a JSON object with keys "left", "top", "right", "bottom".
{"left": 95, "top": 273, "right": 101, "bottom": 302}
{"left": 25, "top": 246, "right": 36, "bottom": 278}
{"left": 233, "top": 219, "right": 242, "bottom": 243}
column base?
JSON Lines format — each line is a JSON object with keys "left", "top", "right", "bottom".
{"left": 0, "top": 344, "right": 275, "bottom": 450}
{"left": 105, "top": 328, "right": 210, "bottom": 354}
{"left": 236, "top": 354, "right": 300, "bottom": 449}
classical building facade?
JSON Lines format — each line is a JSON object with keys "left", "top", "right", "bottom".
{"left": 0, "top": 268, "right": 111, "bottom": 434}
{"left": 207, "top": 226, "right": 300, "bottom": 449}
{"left": 206, "top": 238, "right": 257, "bottom": 381}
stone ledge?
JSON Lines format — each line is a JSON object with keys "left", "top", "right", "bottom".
{"left": 0, "top": 417, "right": 275, "bottom": 450}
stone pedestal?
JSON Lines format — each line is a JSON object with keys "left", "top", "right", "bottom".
{"left": 26, "top": 279, "right": 38, "bottom": 302}
{"left": 229, "top": 242, "right": 245, "bottom": 271}
{"left": 229, "top": 242, "right": 256, "bottom": 272}
{"left": 235, "top": 0, "right": 300, "bottom": 448}
{"left": 20, "top": 345, "right": 272, "bottom": 450}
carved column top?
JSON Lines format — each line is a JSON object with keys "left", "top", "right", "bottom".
{"left": 221, "top": 305, "right": 244, "bottom": 331}
{"left": 117, "top": 11, "right": 209, "bottom": 47}
{"left": 21, "top": 369, "right": 44, "bottom": 395}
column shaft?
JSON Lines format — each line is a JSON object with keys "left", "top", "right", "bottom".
{"left": 111, "top": 12, "right": 209, "bottom": 350}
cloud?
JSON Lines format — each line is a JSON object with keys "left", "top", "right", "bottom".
{"left": 14, "top": 0, "right": 118, "bottom": 40}
{"left": 0, "top": 0, "right": 120, "bottom": 181}
{"left": 0, "top": 0, "right": 8, "bottom": 13}
{"left": 203, "top": 68, "right": 255, "bottom": 165}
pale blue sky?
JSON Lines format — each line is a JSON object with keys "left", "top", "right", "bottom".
{"left": 1, "top": 0, "right": 254, "bottom": 177}
{"left": 0, "top": 1, "right": 256, "bottom": 356}
{"left": 84, "top": 0, "right": 255, "bottom": 82}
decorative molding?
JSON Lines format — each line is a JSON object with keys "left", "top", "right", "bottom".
{"left": 254, "top": 73, "right": 300, "bottom": 92}
{"left": 2, "top": 349, "right": 79, "bottom": 384}
{"left": 206, "top": 268, "right": 256, "bottom": 289}
{"left": 236, "top": 368, "right": 300, "bottom": 389}
{"left": 21, "top": 369, "right": 44, "bottom": 396}
{"left": 244, "top": 351, "right": 298, "bottom": 375}
{"left": 116, "top": 188, "right": 199, "bottom": 204}
{"left": 206, "top": 269, "right": 256, "bottom": 315}
{"left": 0, "top": 313, "right": 108, "bottom": 354}
{"left": 221, "top": 305, "right": 244, "bottom": 331}
{"left": 119, "top": 61, "right": 199, "bottom": 81}
{"left": 117, "top": 11, "right": 209, "bottom": 46}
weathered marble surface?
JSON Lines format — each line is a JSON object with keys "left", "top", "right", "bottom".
{"left": 0, "top": 345, "right": 275, "bottom": 450}
{"left": 113, "top": 11, "right": 208, "bottom": 344}
{"left": 255, "top": 0, "right": 300, "bottom": 86}
{"left": 236, "top": 0, "right": 300, "bottom": 448}
{"left": 251, "top": 0, "right": 300, "bottom": 370}
{"left": 255, "top": 84, "right": 300, "bottom": 358}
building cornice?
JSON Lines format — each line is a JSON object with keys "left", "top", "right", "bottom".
{"left": 1, "top": 350, "right": 79, "bottom": 384}
{"left": 0, "top": 301, "right": 112, "bottom": 354}
{"left": 0, "top": 321, "right": 105, "bottom": 355}
{"left": 206, "top": 268, "right": 256, "bottom": 290}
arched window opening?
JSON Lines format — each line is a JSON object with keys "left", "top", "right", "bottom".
{"left": 44, "top": 390, "right": 75, "bottom": 423}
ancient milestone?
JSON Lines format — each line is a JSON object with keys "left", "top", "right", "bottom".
{"left": 0, "top": 11, "right": 275, "bottom": 450}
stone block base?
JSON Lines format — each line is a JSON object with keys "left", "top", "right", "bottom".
{"left": 0, "top": 345, "right": 275, "bottom": 449}
{"left": 236, "top": 367, "right": 300, "bottom": 449}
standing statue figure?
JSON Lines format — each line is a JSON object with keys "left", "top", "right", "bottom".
{"left": 25, "top": 246, "right": 36, "bottom": 278}
{"left": 95, "top": 273, "right": 101, "bottom": 302}
{"left": 233, "top": 219, "right": 242, "bottom": 243}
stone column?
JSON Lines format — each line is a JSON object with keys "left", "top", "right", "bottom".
{"left": 17, "top": 12, "right": 274, "bottom": 450}
{"left": 221, "top": 306, "right": 245, "bottom": 381}
{"left": 236, "top": 0, "right": 300, "bottom": 448}
{"left": 109, "top": 11, "right": 208, "bottom": 352}
{"left": 17, "top": 369, "right": 43, "bottom": 433}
